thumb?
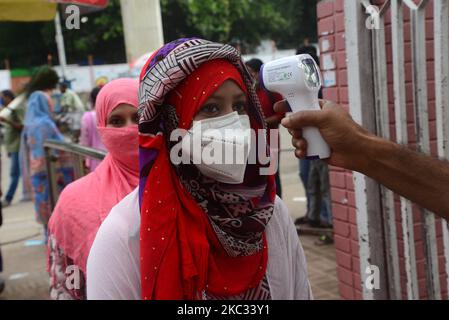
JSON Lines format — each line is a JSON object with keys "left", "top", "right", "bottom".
{"left": 273, "top": 100, "right": 289, "bottom": 113}
{"left": 281, "top": 109, "right": 326, "bottom": 130}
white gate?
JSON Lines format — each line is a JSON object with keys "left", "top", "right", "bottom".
{"left": 345, "top": 0, "right": 449, "bottom": 300}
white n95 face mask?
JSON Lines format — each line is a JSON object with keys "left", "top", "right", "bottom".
{"left": 181, "top": 111, "right": 252, "bottom": 184}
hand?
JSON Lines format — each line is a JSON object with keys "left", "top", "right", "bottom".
{"left": 274, "top": 99, "right": 374, "bottom": 171}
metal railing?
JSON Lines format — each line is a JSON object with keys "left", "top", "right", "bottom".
{"left": 42, "top": 141, "right": 293, "bottom": 212}
{"left": 43, "top": 139, "right": 107, "bottom": 210}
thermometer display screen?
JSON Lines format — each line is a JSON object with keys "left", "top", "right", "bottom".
{"left": 300, "top": 58, "right": 321, "bottom": 89}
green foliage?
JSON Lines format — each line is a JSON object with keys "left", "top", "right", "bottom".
{"left": 0, "top": 21, "right": 56, "bottom": 69}
{"left": 88, "top": 0, "right": 123, "bottom": 41}
{"left": 160, "top": 0, "right": 291, "bottom": 48}
{"left": 272, "top": 0, "right": 320, "bottom": 48}
{"left": 59, "top": 0, "right": 125, "bottom": 63}
{"left": 0, "top": 0, "right": 126, "bottom": 68}
{"left": 0, "top": 0, "right": 318, "bottom": 68}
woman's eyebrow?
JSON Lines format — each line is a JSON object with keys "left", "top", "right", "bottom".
{"left": 233, "top": 92, "right": 247, "bottom": 99}
{"left": 206, "top": 92, "right": 246, "bottom": 101}
{"left": 206, "top": 94, "right": 224, "bottom": 101}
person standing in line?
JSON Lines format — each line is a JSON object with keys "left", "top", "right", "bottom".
{"left": 0, "top": 90, "right": 26, "bottom": 207}
{"left": 20, "top": 66, "right": 74, "bottom": 242}
{"left": 59, "top": 81, "right": 86, "bottom": 114}
{"left": 246, "top": 58, "right": 285, "bottom": 198}
{"left": 79, "top": 86, "right": 106, "bottom": 172}
{"left": 58, "top": 81, "right": 87, "bottom": 142}
{"left": 294, "top": 43, "right": 333, "bottom": 244}
{"left": 87, "top": 38, "right": 311, "bottom": 300}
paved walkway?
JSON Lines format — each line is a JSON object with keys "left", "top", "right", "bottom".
{"left": 0, "top": 127, "right": 339, "bottom": 300}
{"left": 0, "top": 200, "right": 49, "bottom": 300}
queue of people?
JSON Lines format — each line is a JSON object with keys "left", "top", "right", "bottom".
{"left": 0, "top": 89, "right": 25, "bottom": 207}
{"left": 86, "top": 39, "right": 311, "bottom": 300}
{"left": 0, "top": 38, "right": 332, "bottom": 300}
{"left": 3, "top": 36, "right": 447, "bottom": 301}
{"left": 79, "top": 86, "right": 106, "bottom": 171}
{"left": 20, "top": 67, "right": 75, "bottom": 241}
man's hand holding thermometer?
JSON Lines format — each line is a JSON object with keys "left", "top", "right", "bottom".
{"left": 260, "top": 57, "right": 449, "bottom": 216}
{"left": 260, "top": 54, "right": 331, "bottom": 160}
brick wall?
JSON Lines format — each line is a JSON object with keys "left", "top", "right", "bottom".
{"left": 317, "top": 0, "right": 362, "bottom": 300}
{"left": 10, "top": 76, "right": 31, "bottom": 93}
{"left": 316, "top": 0, "right": 448, "bottom": 299}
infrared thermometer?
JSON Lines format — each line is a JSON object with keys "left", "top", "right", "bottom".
{"left": 260, "top": 54, "right": 331, "bottom": 160}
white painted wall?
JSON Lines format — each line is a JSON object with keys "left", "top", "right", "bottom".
{"left": 119, "top": 0, "right": 164, "bottom": 63}
{"left": 0, "top": 70, "right": 12, "bottom": 91}
{"left": 53, "top": 63, "right": 130, "bottom": 93}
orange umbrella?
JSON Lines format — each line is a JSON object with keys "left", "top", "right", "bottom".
{"left": 0, "top": 0, "right": 108, "bottom": 22}
{"left": 58, "top": 0, "right": 107, "bottom": 7}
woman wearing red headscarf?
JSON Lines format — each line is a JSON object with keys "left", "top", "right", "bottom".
{"left": 87, "top": 39, "right": 311, "bottom": 300}
{"left": 47, "top": 78, "right": 140, "bottom": 300}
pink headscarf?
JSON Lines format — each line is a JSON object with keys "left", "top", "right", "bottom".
{"left": 48, "top": 78, "right": 140, "bottom": 274}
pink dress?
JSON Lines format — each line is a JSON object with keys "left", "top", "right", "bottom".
{"left": 79, "top": 111, "right": 106, "bottom": 171}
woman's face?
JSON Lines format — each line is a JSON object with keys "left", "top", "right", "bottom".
{"left": 106, "top": 103, "right": 138, "bottom": 128}
{"left": 194, "top": 80, "right": 248, "bottom": 121}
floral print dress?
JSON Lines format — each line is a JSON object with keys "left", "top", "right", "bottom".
{"left": 21, "top": 91, "right": 74, "bottom": 226}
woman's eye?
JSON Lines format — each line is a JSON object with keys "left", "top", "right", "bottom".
{"left": 108, "top": 117, "right": 124, "bottom": 127}
{"left": 132, "top": 114, "right": 139, "bottom": 124}
{"left": 233, "top": 102, "right": 247, "bottom": 114}
{"left": 200, "top": 104, "right": 220, "bottom": 115}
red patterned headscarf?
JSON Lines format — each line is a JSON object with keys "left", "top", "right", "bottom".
{"left": 138, "top": 38, "right": 276, "bottom": 300}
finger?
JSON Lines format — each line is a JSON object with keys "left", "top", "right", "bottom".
{"left": 294, "top": 148, "right": 306, "bottom": 159}
{"left": 273, "top": 100, "right": 290, "bottom": 113}
{"left": 319, "top": 99, "right": 338, "bottom": 111}
{"left": 291, "top": 136, "right": 298, "bottom": 147}
{"left": 292, "top": 137, "right": 307, "bottom": 151}
{"left": 291, "top": 130, "right": 302, "bottom": 139}
{"left": 281, "top": 110, "right": 325, "bottom": 130}
{"left": 318, "top": 99, "right": 326, "bottom": 109}
{"left": 287, "top": 129, "right": 302, "bottom": 139}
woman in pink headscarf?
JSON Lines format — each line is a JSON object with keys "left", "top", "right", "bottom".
{"left": 47, "top": 78, "right": 140, "bottom": 300}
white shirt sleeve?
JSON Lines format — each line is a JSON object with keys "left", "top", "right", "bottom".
{"left": 265, "top": 197, "right": 313, "bottom": 300}
{"left": 276, "top": 197, "right": 313, "bottom": 300}
{"left": 86, "top": 188, "right": 141, "bottom": 300}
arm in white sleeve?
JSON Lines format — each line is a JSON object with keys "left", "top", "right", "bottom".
{"left": 276, "top": 197, "right": 313, "bottom": 300}
{"left": 86, "top": 188, "right": 141, "bottom": 300}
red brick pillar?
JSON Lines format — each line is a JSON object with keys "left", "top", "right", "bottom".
{"left": 317, "top": 0, "right": 362, "bottom": 300}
